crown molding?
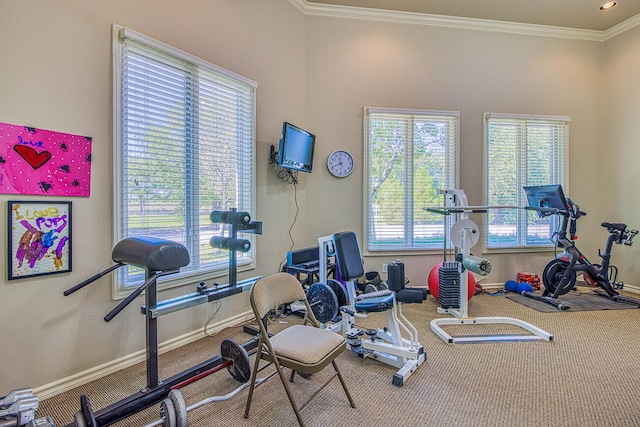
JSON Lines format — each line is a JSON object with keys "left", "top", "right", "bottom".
{"left": 289, "top": 0, "right": 640, "bottom": 42}
{"left": 603, "top": 13, "right": 640, "bottom": 41}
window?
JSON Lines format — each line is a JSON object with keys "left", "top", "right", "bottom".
{"left": 484, "top": 113, "right": 570, "bottom": 249}
{"left": 364, "top": 107, "right": 459, "bottom": 252}
{"left": 113, "top": 25, "right": 257, "bottom": 295}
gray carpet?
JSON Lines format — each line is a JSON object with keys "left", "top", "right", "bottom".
{"left": 39, "top": 291, "right": 640, "bottom": 426}
{"left": 506, "top": 288, "right": 640, "bottom": 312}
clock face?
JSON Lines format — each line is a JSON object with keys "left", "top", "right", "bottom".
{"left": 327, "top": 150, "right": 354, "bottom": 178}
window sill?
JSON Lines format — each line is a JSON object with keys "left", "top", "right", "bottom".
{"left": 481, "top": 246, "right": 556, "bottom": 255}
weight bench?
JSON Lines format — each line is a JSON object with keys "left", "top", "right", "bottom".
{"left": 328, "top": 231, "right": 426, "bottom": 387}
{"left": 63, "top": 236, "right": 263, "bottom": 427}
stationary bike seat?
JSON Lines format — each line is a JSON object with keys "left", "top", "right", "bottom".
{"left": 601, "top": 222, "right": 627, "bottom": 232}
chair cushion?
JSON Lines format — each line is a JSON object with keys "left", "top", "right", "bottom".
{"left": 270, "top": 325, "right": 345, "bottom": 365}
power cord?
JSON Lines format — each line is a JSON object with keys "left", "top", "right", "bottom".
{"left": 204, "top": 300, "right": 222, "bottom": 337}
{"left": 277, "top": 176, "right": 300, "bottom": 274}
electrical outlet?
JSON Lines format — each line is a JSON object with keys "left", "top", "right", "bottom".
{"left": 382, "top": 263, "right": 388, "bottom": 273}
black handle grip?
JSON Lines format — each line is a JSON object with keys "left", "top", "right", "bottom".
{"left": 64, "top": 263, "right": 125, "bottom": 296}
{"left": 104, "top": 273, "right": 159, "bottom": 322}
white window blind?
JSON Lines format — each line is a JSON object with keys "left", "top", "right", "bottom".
{"left": 484, "top": 113, "right": 569, "bottom": 249}
{"left": 113, "top": 26, "right": 257, "bottom": 294}
{"left": 364, "top": 107, "right": 459, "bottom": 252}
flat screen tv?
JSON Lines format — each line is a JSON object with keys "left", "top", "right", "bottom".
{"left": 523, "top": 184, "right": 569, "bottom": 216}
{"left": 277, "top": 122, "right": 316, "bottom": 173}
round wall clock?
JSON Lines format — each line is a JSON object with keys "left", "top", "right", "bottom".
{"left": 327, "top": 150, "right": 354, "bottom": 178}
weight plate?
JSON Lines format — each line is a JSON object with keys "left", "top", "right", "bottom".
{"left": 160, "top": 398, "right": 177, "bottom": 427}
{"left": 327, "top": 279, "right": 348, "bottom": 307}
{"left": 450, "top": 219, "right": 480, "bottom": 249}
{"left": 80, "top": 394, "right": 97, "bottom": 427}
{"left": 364, "top": 283, "right": 377, "bottom": 294}
{"left": 168, "top": 390, "right": 188, "bottom": 427}
{"left": 220, "top": 339, "right": 251, "bottom": 383}
{"left": 306, "top": 283, "right": 339, "bottom": 324}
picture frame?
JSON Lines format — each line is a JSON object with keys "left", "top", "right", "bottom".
{"left": 8, "top": 200, "right": 72, "bottom": 280}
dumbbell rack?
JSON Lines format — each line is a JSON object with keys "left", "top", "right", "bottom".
{"left": 63, "top": 210, "right": 263, "bottom": 427}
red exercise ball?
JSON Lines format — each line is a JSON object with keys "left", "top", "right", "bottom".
{"left": 427, "top": 263, "right": 476, "bottom": 301}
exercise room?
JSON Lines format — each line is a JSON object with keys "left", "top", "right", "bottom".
{"left": 2, "top": 0, "right": 640, "bottom": 426}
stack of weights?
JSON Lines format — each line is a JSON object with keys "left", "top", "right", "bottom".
{"left": 438, "top": 261, "right": 461, "bottom": 309}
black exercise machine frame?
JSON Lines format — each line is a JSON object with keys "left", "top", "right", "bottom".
{"left": 62, "top": 209, "right": 262, "bottom": 427}
{"left": 523, "top": 185, "right": 639, "bottom": 309}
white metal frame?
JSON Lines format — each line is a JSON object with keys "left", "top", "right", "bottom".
{"left": 318, "top": 235, "right": 426, "bottom": 386}
{"left": 429, "top": 190, "right": 554, "bottom": 344}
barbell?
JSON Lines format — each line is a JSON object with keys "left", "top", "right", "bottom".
{"left": 73, "top": 339, "right": 251, "bottom": 427}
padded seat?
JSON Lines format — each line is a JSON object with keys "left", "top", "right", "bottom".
{"left": 354, "top": 294, "right": 394, "bottom": 313}
{"left": 111, "top": 236, "right": 189, "bottom": 273}
{"left": 270, "top": 325, "right": 345, "bottom": 372}
{"left": 602, "top": 222, "right": 627, "bottom": 232}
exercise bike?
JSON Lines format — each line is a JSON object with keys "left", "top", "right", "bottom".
{"left": 524, "top": 185, "right": 639, "bottom": 306}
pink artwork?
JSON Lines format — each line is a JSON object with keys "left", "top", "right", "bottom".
{"left": 0, "top": 122, "right": 92, "bottom": 196}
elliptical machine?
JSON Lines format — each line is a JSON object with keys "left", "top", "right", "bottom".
{"left": 524, "top": 185, "right": 639, "bottom": 305}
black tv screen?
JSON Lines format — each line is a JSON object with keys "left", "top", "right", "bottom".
{"left": 523, "top": 184, "right": 569, "bottom": 216}
{"left": 278, "top": 122, "right": 315, "bottom": 173}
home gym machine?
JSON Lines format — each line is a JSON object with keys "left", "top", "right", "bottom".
{"left": 62, "top": 208, "right": 262, "bottom": 427}
{"left": 524, "top": 184, "right": 640, "bottom": 308}
{"left": 427, "top": 189, "right": 554, "bottom": 344}
{"left": 309, "top": 232, "right": 426, "bottom": 387}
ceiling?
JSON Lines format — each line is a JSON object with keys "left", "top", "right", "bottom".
{"left": 307, "top": 0, "right": 640, "bottom": 31}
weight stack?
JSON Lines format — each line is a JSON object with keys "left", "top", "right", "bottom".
{"left": 388, "top": 261, "right": 405, "bottom": 291}
{"left": 438, "top": 261, "right": 461, "bottom": 309}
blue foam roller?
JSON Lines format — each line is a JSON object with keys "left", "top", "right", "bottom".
{"left": 505, "top": 280, "right": 519, "bottom": 292}
{"left": 517, "top": 283, "right": 534, "bottom": 294}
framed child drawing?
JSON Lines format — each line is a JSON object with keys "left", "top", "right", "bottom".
{"left": 8, "top": 200, "right": 72, "bottom": 280}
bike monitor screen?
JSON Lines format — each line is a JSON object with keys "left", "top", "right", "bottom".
{"left": 523, "top": 184, "right": 569, "bottom": 216}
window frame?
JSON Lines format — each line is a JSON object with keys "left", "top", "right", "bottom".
{"left": 483, "top": 112, "right": 570, "bottom": 252}
{"left": 363, "top": 107, "right": 460, "bottom": 254}
{"left": 111, "top": 24, "right": 257, "bottom": 298}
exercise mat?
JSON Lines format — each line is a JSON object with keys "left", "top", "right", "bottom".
{"left": 506, "top": 288, "right": 640, "bottom": 312}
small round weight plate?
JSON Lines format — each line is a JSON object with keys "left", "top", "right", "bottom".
{"left": 327, "top": 279, "right": 348, "bottom": 307}
{"left": 160, "top": 398, "right": 177, "bottom": 427}
{"left": 221, "top": 339, "right": 251, "bottom": 383}
{"left": 450, "top": 219, "right": 480, "bottom": 249}
{"left": 307, "top": 283, "right": 339, "bottom": 324}
{"left": 364, "top": 283, "right": 377, "bottom": 294}
{"left": 168, "top": 390, "right": 188, "bottom": 427}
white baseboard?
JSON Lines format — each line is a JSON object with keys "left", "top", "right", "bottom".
{"left": 34, "top": 310, "right": 255, "bottom": 400}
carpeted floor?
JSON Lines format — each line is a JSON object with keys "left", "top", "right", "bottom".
{"left": 506, "top": 287, "right": 640, "bottom": 312}
{"left": 39, "top": 290, "right": 640, "bottom": 427}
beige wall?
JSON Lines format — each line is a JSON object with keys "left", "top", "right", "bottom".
{"left": 0, "top": 0, "right": 636, "bottom": 395}
{"left": 603, "top": 25, "right": 640, "bottom": 286}
{"left": 0, "top": 0, "right": 308, "bottom": 392}
{"left": 303, "top": 17, "right": 605, "bottom": 288}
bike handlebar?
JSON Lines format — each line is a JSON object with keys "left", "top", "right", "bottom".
{"left": 524, "top": 205, "right": 586, "bottom": 218}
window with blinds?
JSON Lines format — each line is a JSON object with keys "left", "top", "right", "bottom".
{"left": 364, "top": 108, "right": 459, "bottom": 252}
{"left": 113, "top": 26, "right": 257, "bottom": 294}
{"left": 484, "top": 113, "right": 570, "bottom": 249}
